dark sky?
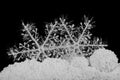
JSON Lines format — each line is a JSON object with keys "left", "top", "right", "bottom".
{"left": 0, "top": 3, "right": 120, "bottom": 70}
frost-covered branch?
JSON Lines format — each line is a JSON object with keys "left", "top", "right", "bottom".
{"left": 21, "top": 23, "right": 40, "bottom": 48}
{"left": 8, "top": 23, "right": 45, "bottom": 61}
{"left": 77, "top": 16, "right": 94, "bottom": 44}
{"left": 42, "top": 21, "right": 57, "bottom": 48}
{"left": 59, "top": 17, "right": 76, "bottom": 44}
{"left": 8, "top": 16, "right": 108, "bottom": 62}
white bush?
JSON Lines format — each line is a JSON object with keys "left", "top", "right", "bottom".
{"left": 90, "top": 48, "right": 118, "bottom": 73}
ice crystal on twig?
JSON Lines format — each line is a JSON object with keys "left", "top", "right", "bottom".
{"left": 8, "top": 15, "right": 107, "bottom": 62}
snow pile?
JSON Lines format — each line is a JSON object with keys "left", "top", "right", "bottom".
{"left": 70, "top": 56, "right": 89, "bottom": 70}
{"left": 0, "top": 58, "right": 71, "bottom": 80}
{"left": 0, "top": 52, "right": 120, "bottom": 80}
{"left": 90, "top": 48, "right": 119, "bottom": 73}
{"left": 0, "top": 59, "right": 42, "bottom": 80}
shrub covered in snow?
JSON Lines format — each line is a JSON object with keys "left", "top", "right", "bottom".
{"left": 90, "top": 48, "right": 119, "bottom": 73}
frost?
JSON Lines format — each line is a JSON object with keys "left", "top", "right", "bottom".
{"left": 8, "top": 15, "right": 107, "bottom": 62}
{"left": 2, "top": 15, "right": 120, "bottom": 80}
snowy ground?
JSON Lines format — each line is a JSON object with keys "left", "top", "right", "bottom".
{"left": 0, "top": 58, "right": 120, "bottom": 80}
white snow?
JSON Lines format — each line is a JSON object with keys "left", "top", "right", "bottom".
{"left": 0, "top": 56, "right": 120, "bottom": 80}
{"left": 90, "top": 48, "right": 119, "bottom": 73}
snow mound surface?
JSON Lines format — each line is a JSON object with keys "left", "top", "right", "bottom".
{"left": 0, "top": 57, "right": 120, "bottom": 80}
{"left": 0, "top": 58, "right": 70, "bottom": 80}
{"left": 90, "top": 48, "right": 119, "bottom": 73}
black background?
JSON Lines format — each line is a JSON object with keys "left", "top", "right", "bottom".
{"left": 0, "top": 2, "right": 120, "bottom": 71}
